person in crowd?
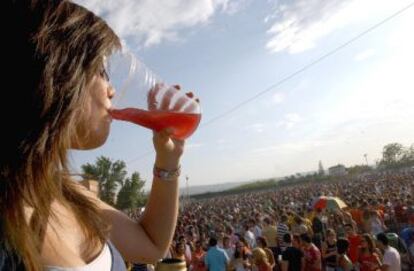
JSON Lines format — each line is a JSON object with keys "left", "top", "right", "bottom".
{"left": 178, "top": 235, "right": 192, "bottom": 265}
{"left": 321, "top": 229, "right": 337, "bottom": 271}
{"left": 300, "top": 233, "right": 322, "bottom": 271}
{"left": 244, "top": 224, "right": 257, "bottom": 249}
{"left": 230, "top": 241, "right": 251, "bottom": 271}
{"left": 205, "top": 237, "right": 230, "bottom": 271}
{"left": 174, "top": 242, "right": 189, "bottom": 267}
{"left": 192, "top": 240, "right": 207, "bottom": 271}
{"left": 252, "top": 248, "right": 272, "bottom": 271}
{"left": 376, "top": 233, "right": 401, "bottom": 271}
{"left": 223, "top": 236, "right": 235, "bottom": 260}
{"left": 336, "top": 239, "right": 354, "bottom": 271}
{"left": 345, "top": 223, "right": 362, "bottom": 264}
{"left": 226, "top": 226, "right": 240, "bottom": 247}
{"left": 358, "top": 234, "right": 382, "bottom": 271}
{"left": 368, "top": 210, "right": 387, "bottom": 236}
{"left": 277, "top": 215, "right": 291, "bottom": 252}
{"left": 292, "top": 216, "right": 309, "bottom": 236}
{"left": 249, "top": 218, "right": 263, "bottom": 239}
{"left": 312, "top": 209, "right": 325, "bottom": 250}
{"left": 410, "top": 232, "right": 414, "bottom": 257}
{"left": 256, "top": 237, "right": 275, "bottom": 269}
{"left": 262, "top": 217, "right": 279, "bottom": 259}
{"left": 342, "top": 211, "right": 357, "bottom": 236}
{"left": 281, "top": 234, "right": 304, "bottom": 271}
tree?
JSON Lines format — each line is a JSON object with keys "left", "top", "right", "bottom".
{"left": 382, "top": 143, "right": 404, "bottom": 164}
{"left": 378, "top": 143, "right": 414, "bottom": 169}
{"left": 318, "top": 160, "right": 325, "bottom": 176}
{"left": 116, "top": 172, "right": 146, "bottom": 211}
{"left": 81, "top": 156, "right": 127, "bottom": 206}
{"left": 400, "top": 144, "right": 414, "bottom": 166}
{"left": 347, "top": 165, "right": 371, "bottom": 175}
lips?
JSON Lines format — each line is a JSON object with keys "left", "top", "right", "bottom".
{"left": 105, "top": 109, "right": 113, "bottom": 122}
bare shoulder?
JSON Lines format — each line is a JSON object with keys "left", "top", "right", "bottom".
{"left": 73, "top": 181, "right": 161, "bottom": 263}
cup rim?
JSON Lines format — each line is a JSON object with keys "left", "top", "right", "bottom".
{"left": 159, "top": 258, "right": 185, "bottom": 264}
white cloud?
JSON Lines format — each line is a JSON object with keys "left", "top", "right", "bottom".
{"left": 276, "top": 113, "right": 302, "bottom": 130}
{"left": 221, "top": 0, "right": 252, "bottom": 15}
{"left": 272, "top": 92, "right": 285, "bottom": 104}
{"left": 265, "top": 0, "right": 352, "bottom": 54}
{"left": 251, "top": 123, "right": 264, "bottom": 133}
{"left": 187, "top": 143, "right": 204, "bottom": 149}
{"left": 265, "top": 0, "right": 413, "bottom": 54}
{"left": 243, "top": 123, "right": 265, "bottom": 133}
{"left": 354, "top": 49, "right": 376, "bottom": 62}
{"left": 216, "top": 138, "right": 226, "bottom": 144}
{"left": 252, "top": 140, "right": 326, "bottom": 155}
{"left": 74, "top": 0, "right": 237, "bottom": 47}
{"left": 285, "top": 113, "right": 301, "bottom": 122}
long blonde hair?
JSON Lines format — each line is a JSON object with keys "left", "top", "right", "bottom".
{"left": 252, "top": 248, "right": 270, "bottom": 266}
{"left": 2, "top": 1, "right": 120, "bottom": 270}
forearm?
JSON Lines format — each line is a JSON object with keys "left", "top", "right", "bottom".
{"left": 139, "top": 175, "right": 179, "bottom": 256}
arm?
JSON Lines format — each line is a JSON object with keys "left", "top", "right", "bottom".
{"left": 96, "top": 131, "right": 184, "bottom": 263}
{"left": 267, "top": 249, "right": 275, "bottom": 268}
{"left": 338, "top": 256, "right": 352, "bottom": 271}
{"left": 308, "top": 248, "right": 321, "bottom": 269}
{"left": 223, "top": 251, "right": 230, "bottom": 266}
{"left": 381, "top": 251, "right": 391, "bottom": 271}
{"left": 315, "top": 253, "right": 322, "bottom": 270}
{"left": 228, "top": 258, "right": 235, "bottom": 271}
{"left": 225, "top": 254, "right": 231, "bottom": 271}
{"left": 322, "top": 242, "right": 337, "bottom": 259}
{"left": 281, "top": 261, "right": 288, "bottom": 271}
{"left": 321, "top": 243, "right": 328, "bottom": 258}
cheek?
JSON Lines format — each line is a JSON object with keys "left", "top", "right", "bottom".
{"left": 79, "top": 96, "right": 95, "bottom": 127}
{"left": 87, "top": 76, "right": 108, "bottom": 107}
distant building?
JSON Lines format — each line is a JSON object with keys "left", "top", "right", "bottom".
{"left": 328, "top": 164, "right": 347, "bottom": 176}
{"left": 318, "top": 160, "right": 325, "bottom": 175}
{"left": 80, "top": 179, "right": 99, "bottom": 196}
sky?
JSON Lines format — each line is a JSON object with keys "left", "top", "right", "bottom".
{"left": 71, "top": 0, "right": 414, "bottom": 190}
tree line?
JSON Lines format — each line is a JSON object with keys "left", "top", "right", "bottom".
{"left": 81, "top": 156, "right": 147, "bottom": 211}
{"left": 80, "top": 143, "right": 413, "bottom": 204}
{"left": 192, "top": 142, "right": 414, "bottom": 199}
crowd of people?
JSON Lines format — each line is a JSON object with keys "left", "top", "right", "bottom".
{"left": 164, "top": 171, "right": 414, "bottom": 271}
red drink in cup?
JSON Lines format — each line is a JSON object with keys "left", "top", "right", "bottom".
{"left": 110, "top": 109, "right": 201, "bottom": 140}
{"left": 106, "top": 49, "right": 201, "bottom": 139}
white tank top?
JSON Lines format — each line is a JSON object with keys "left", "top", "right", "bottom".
{"left": 45, "top": 241, "right": 127, "bottom": 271}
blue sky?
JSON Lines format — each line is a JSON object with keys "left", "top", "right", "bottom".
{"left": 72, "top": 0, "right": 414, "bottom": 190}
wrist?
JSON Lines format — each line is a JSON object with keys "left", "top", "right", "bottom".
{"left": 155, "top": 156, "right": 180, "bottom": 171}
{"left": 153, "top": 164, "right": 181, "bottom": 181}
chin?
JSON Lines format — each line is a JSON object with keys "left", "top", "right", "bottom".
{"left": 71, "top": 126, "right": 110, "bottom": 150}
{"left": 87, "top": 129, "right": 110, "bottom": 149}
{"left": 86, "top": 136, "right": 108, "bottom": 149}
